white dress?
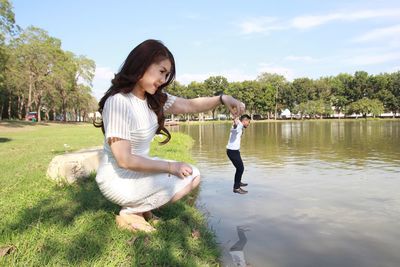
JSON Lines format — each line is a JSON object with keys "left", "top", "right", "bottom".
{"left": 95, "top": 92, "right": 199, "bottom": 213}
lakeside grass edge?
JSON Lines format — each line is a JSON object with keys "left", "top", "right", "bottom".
{"left": 0, "top": 122, "right": 220, "bottom": 266}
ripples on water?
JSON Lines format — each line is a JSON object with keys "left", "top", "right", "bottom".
{"left": 173, "top": 120, "right": 400, "bottom": 267}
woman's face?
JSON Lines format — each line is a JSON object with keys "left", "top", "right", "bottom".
{"left": 137, "top": 58, "right": 172, "bottom": 95}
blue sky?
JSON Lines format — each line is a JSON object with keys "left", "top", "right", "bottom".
{"left": 13, "top": 0, "right": 400, "bottom": 99}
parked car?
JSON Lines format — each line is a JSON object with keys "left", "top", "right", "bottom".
{"left": 55, "top": 114, "right": 64, "bottom": 121}
{"left": 26, "top": 112, "right": 38, "bottom": 121}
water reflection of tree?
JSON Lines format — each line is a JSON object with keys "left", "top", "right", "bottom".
{"left": 177, "top": 121, "right": 400, "bottom": 166}
{"left": 244, "top": 121, "right": 399, "bottom": 164}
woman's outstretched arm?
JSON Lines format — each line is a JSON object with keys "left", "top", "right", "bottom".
{"left": 166, "top": 94, "right": 245, "bottom": 117}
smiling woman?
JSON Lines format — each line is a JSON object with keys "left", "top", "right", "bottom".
{"left": 93, "top": 39, "right": 245, "bottom": 233}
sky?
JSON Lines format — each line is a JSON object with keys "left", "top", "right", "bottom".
{"left": 12, "top": 0, "right": 400, "bottom": 100}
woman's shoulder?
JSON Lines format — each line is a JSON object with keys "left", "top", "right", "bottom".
{"left": 105, "top": 92, "right": 132, "bottom": 105}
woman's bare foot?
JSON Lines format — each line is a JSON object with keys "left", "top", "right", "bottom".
{"left": 143, "top": 211, "right": 161, "bottom": 225}
{"left": 116, "top": 213, "right": 156, "bottom": 233}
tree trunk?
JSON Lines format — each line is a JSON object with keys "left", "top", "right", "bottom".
{"left": 274, "top": 89, "right": 278, "bottom": 121}
{"left": 0, "top": 101, "right": 3, "bottom": 120}
{"left": 17, "top": 95, "right": 24, "bottom": 120}
{"left": 198, "top": 112, "right": 204, "bottom": 121}
{"left": 8, "top": 96, "right": 12, "bottom": 119}
{"left": 26, "top": 72, "right": 33, "bottom": 118}
{"left": 62, "top": 100, "right": 67, "bottom": 122}
{"left": 36, "top": 91, "right": 43, "bottom": 122}
{"left": 36, "top": 104, "right": 41, "bottom": 122}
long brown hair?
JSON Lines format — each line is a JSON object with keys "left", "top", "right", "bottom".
{"left": 94, "top": 39, "right": 176, "bottom": 144}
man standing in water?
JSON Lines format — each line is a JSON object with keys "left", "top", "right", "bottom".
{"left": 226, "top": 114, "right": 251, "bottom": 194}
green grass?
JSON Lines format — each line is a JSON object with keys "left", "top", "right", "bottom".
{"left": 0, "top": 121, "right": 219, "bottom": 266}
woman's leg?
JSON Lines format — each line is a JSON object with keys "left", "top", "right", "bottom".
{"left": 171, "top": 175, "right": 201, "bottom": 202}
{"left": 139, "top": 175, "right": 201, "bottom": 225}
{"left": 116, "top": 212, "right": 156, "bottom": 232}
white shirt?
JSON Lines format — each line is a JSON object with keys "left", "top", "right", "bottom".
{"left": 226, "top": 121, "right": 244, "bottom": 150}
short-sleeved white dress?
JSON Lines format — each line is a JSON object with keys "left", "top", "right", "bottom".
{"left": 95, "top": 92, "right": 200, "bottom": 214}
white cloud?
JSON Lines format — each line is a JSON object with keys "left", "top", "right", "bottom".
{"left": 353, "top": 24, "right": 400, "bottom": 43}
{"left": 177, "top": 73, "right": 210, "bottom": 84}
{"left": 222, "top": 69, "right": 256, "bottom": 82}
{"left": 257, "top": 63, "right": 295, "bottom": 80}
{"left": 291, "top": 13, "right": 341, "bottom": 29}
{"left": 95, "top": 67, "right": 115, "bottom": 80}
{"left": 183, "top": 13, "right": 201, "bottom": 20}
{"left": 343, "top": 51, "right": 400, "bottom": 65}
{"left": 238, "top": 8, "right": 400, "bottom": 34}
{"left": 192, "top": 40, "right": 204, "bottom": 47}
{"left": 347, "top": 8, "right": 400, "bottom": 21}
{"left": 284, "top": 55, "right": 316, "bottom": 62}
{"left": 387, "top": 66, "right": 400, "bottom": 73}
{"left": 292, "top": 8, "right": 400, "bottom": 29}
{"left": 238, "top": 17, "right": 286, "bottom": 34}
{"left": 177, "top": 69, "right": 255, "bottom": 85}
{"left": 92, "top": 67, "right": 115, "bottom": 100}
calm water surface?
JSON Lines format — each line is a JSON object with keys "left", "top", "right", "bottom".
{"left": 173, "top": 120, "right": 400, "bottom": 267}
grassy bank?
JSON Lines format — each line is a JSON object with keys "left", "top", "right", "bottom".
{"left": 0, "top": 121, "right": 219, "bottom": 266}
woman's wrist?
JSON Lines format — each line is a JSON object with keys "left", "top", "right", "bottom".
{"left": 166, "top": 161, "right": 171, "bottom": 177}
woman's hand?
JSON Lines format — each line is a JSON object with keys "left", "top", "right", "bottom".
{"left": 170, "top": 162, "right": 193, "bottom": 179}
{"left": 233, "top": 117, "right": 240, "bottom": 129}
{"left": 222, "top": 95, "right": 246, "bottom": 117}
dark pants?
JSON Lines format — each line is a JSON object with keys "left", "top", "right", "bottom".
{"left": 227, "top": 149, "right": 244, "bottom": 189}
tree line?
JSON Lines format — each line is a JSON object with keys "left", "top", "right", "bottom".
{"left": 166, "top": 71, "right": 400, "bottom": 120}
{"left": 1, "top": 0, "right": 399, "bottom": 122}
{"left": 0, "top": 0, "right": 96, "bottom": 122}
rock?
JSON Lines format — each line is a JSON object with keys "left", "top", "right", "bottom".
{"left": 47, "top": 146, "right": 103, "bottom": 184}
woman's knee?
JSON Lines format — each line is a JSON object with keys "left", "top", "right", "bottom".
{"left": 171, "top": 175, "right": 201, "bottom": 202}
{"left": 192, "top": 174, "right": 201, "bottom": 188}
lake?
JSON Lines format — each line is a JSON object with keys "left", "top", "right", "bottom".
{"left": 174, "top": 120, "right": 400, "bottom": 267}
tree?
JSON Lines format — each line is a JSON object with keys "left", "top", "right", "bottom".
{"left": 292, "top": 77, "right": 314, "bottom": 105}
{"left": 347, "top": 98, "right": 384, "bottom": 118}
{"left": 204, "top": 76, "right": 228, "bottom": 94}
{"left": 70, "top": 55, "right": 95, "bottom": 121}
{"left": 280, "top": 83, "right": 297, "bottom": 113}
{"left": 256, "top": 82, "right": 276, "bottom": 118}
{"left": 330, "top": 73, "right": 352, "bottom": 117}
{"left": 204, "top": 76, "right": 228, "bottom": 119}
{"left": 0, "top": 0, "right": 16, "bottom": 119}
{"left": 239, "top": 80, "right": 258, "bottom": 118}
{"left": 388, "top": 71, "right": 400, "bottom": 115}
{"left": 9, "top": 26, "right": 63, "bottom": 121}
{"left": 0, "top": 0, "right": 16, "bottom": 36}
{"left": 3, "top": 24, "right": 96, "bottom": 122}
{"left": 314, "top": 77, "right": 332, "bottom": 102}
{"left": 350, "top": 71, "right": 369, "bottom": 102}
{"left": 257, "top": 73, "right": 287, "bottom": 119}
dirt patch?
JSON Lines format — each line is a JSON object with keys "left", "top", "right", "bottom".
{"left": 0, "top": 121, "right": 51, "bottom": 133}
{"left": 0, "top": 121, "right": 93, "bottom": 133}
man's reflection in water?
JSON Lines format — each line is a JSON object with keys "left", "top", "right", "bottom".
{"left": 229, "top": 226, "right": 250, "bottom": 267}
